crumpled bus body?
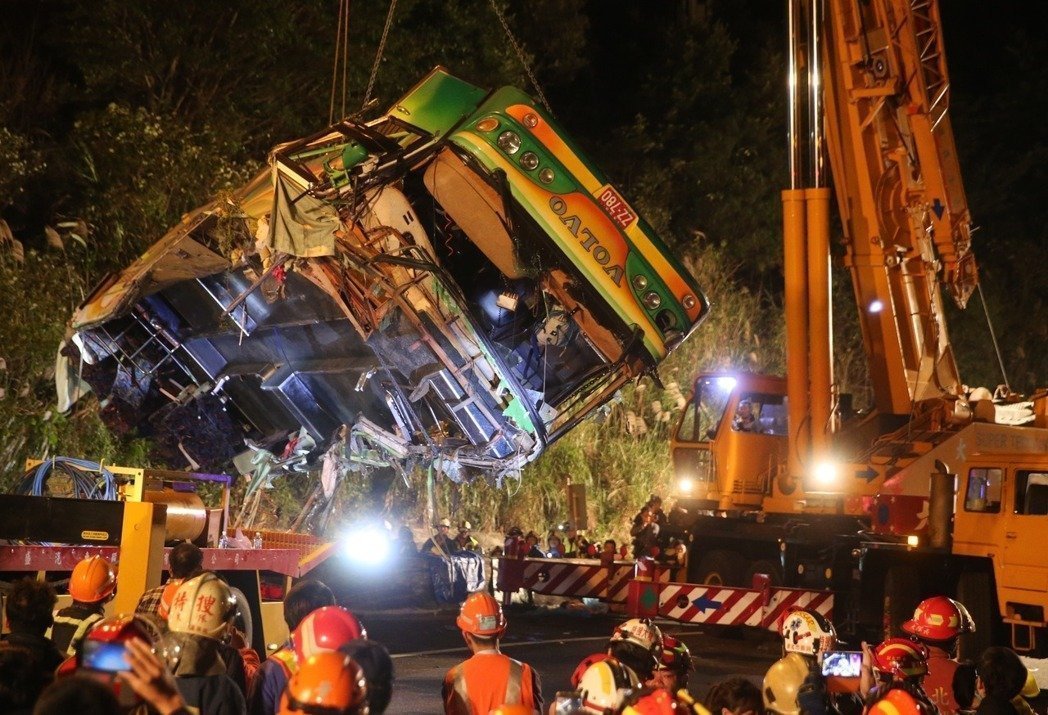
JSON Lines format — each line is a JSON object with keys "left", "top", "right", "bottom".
{"left": 68, "top": 68, "right": 708, "bottom": 480}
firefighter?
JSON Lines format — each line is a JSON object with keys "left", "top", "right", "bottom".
{"left": 50, "top": 555, "right": 117, "bottom": 656}
{"left": 901, "top": 596, "right": 975, "bottom": 714}
{"left": 864, "top": 638, "right": 936, "bottom": 715}
{"left": 164, "top": 572, "right": 246, "bottom": 715}
{"left": 648, "top": 634, "right": 694, "bottom": 694}
{"left": 442, "top": 591, "right": 542, "bottom": 715}
{"left": 77, "top": 614, "right": 167, "bottom": 709}
{"left": 455, "top": 521, "right": 480, "bottom": 552}
{"left": 574, "top": 618, "right": 663, "bottom": 685}
{"left": 248, "top": 579, "right": 335, "bottom": 715}
{"left": 576, "top": 658, "right": 641, "bottom": 714}
{"left": 277, "top": 651, "right": 369, "bottom": 715}
{"left": 292, "top": 606, "right": 367, "bottom": 663}
{"left": 762, "top": 609, "right": 837, "bottom": 715}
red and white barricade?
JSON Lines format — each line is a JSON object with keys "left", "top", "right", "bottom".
{"left": 630, "top": 574, "right": 833, "bottom": 632}
{"left": 495, "top": 556, "right": 675, "bottom": 605}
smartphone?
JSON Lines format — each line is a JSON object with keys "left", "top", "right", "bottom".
{"left": 554, "top": 691, "right": 585, "bottom": 715}
{"left": 821, "top": 650, "right": 863, "bottom": 678}
{"left": 82, "top": 639, "right": 131, "bottom": 673}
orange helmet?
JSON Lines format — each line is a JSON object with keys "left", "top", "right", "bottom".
{"left": 621, "top": 687, "right": 710, "bottom": 714}
{"left": 902, "top": 596, "right": 975, "bottom": 642}
{"left": 872, "top": 639, "right": 929, "bottom": 680}
{"left": 456, "top": 592, "right": 507, "bottom": 637}
{"left": 70, "top": 556, "right": 117, "bottom": 603}
{"left": 278, "top": 652, "right": 369, "bottom": 715}
{"left": 867, "top": 688, "right": 926, "bottom": 715}
{"left": 293, "top": 606, "right": 367, "bottom": 662}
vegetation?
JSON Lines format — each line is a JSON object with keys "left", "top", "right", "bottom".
{"left": 0, "top": 1, "right": 1043, "bottom": 541}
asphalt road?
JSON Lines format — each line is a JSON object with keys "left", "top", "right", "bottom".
{"left": 362, "top": 605, "right": 782, "bottom": 713}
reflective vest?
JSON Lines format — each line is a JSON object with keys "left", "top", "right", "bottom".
{"left": 443, "top": 651, "right": 537, "bottom": 715}
{"left": 48, "top": 604, "right": 105, "bottom": 657}
{"left": 269, "top": 645, "right": 298, "bottom": 678}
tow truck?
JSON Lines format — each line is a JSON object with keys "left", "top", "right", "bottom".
{"left": 668, "top": 0, "right": 1048, "bottom": 651}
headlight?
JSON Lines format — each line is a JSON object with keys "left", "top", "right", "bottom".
{"left": 813, "top": 461, "right": 839, "bottom": 485}
{"left": 683, "top": 295, "right": 697, "bottom": 310}
{"left": 523, "top": 113, "right": 539, "bottom": 128}
{"left": 538, "top": 167, "right": 555, "bottom": 184}
{"left": 678, "top": 477, "right": 694, "bottom": 494}
{"left": 476, "top": 118, "right": 499, "bottom": 132}
{"left": 340, "top": 525, "right": 391, "bottom": 566}
{"left": 497, "top": 131, "right": 522, "bottom": 154}
{"left": 632, "top": 274, "right": 649, "bottom": 291}
{"left": 643, "top": 291, "right": 662, "bottom": 310}
{"left": 519, "top": 151, "right": 539, "bottom": 170}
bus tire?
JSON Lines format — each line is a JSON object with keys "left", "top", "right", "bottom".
{"left": 696, "top": 550, "right": 745, "bottom": 587}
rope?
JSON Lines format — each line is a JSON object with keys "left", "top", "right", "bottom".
{"left": 328, "top": 0, "right": 352, "bottom": 124}
{"left": 977, "top": 282, "right": 1011, "bottom": 393}
{"left": 487, "top": 0, "right": 554, "bottom": 116}
{"left": 363, "top": 0, "right": 397, "bottom": 109}
{"left": 17, "top": 457, "right": 118, "bottom": 500}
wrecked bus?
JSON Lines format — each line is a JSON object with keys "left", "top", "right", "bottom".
{"left": 68, "top": 68, "right": 709, "bottom": 481}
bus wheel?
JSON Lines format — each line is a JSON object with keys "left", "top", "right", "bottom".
{"left": 695, "top": 550, "right": 744, "bottom": 586}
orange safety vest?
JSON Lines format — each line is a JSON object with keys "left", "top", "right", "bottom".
{"left": 443, "top": 651, "right": 537, "bottom": 715}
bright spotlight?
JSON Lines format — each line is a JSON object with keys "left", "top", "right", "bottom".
{"left": 341, "top": 525, "right": 391, "bottom": 566}
{"left": 813, "top": 460, "right": 839, "bottom": 485}
{"left": 906, "top": 534, "right": 919, "bottom": 547}
{"left": 715, "top": 376, "right": 737, "bottom": 392}
{"left": 677, "top": 477, "right": 694, "bottom": 495}
{"left": 868, "top": 299, "right": 884, "bottom": 314}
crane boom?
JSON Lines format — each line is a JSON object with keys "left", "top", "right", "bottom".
{"left": 821, "top": 0, "right": 976, "bottom": 414}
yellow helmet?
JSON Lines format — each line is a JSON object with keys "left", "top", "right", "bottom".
{"left": 762, "top": 653, "right": 809, "bottom": 715}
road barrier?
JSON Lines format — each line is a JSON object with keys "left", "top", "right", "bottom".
{"left": 494, "top": 556, "right": 674, "bottom": 605}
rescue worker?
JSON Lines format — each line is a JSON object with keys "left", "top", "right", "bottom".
{"left": 864, "top": 638, "right": 936, "bottom": 715}
{"left": 1, "top": 577, "right": 65, "bottom": 674}
{"left": 648, "top": 634, "right": 694, "bottom": 694}
{"left": 575, "top": 658, "right": 641, "bottom": 714}
{"left": 622, "top": 686, "right": 713, "bottom": 714}
{"left": 422, "top": 518, "right": 456, "bottom": 557}
{"left": 137, "top": 542, "right": 204, "bottom": 619}
{"left": 442, "top": 591, "right": 543, "bottom": 714}
{"left": 50, "top": 555, "right": 117, "bottom": 656}
{"left": 277, "top": 651, "right": 368, "bottom": 715}
{"left": 163, "top": 572, "right": 246, "bottom": 715}
{"left": 523, "top": 531, "right": 545, "bottom": 558}
{"left": 762, "top": 609, "right": 837, "bottom": 715}
{"left": 249, "top": 579, "right": 335, "bottom": 715}
{"left": 77, "top": 615, "right": 166, "bottom": 710}
{"left": 573, "top": 618, "right": 663, "bottom": 686}
{"left": 504, "top": 527, "right": 526, "bottom": 559}
{"left": 455, "top": 521, "right": 480, "bottom": 552}
{"left": 901, "top": 595, "right": 975, "bottom": 714}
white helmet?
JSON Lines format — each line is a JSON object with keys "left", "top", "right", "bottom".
{"left": 167, "top": 572, "right": 237, "bottom": 640}
{"left": 781, "top": 609, "right": 836, "bottom": 656}
{"left": 578, "top": 659, "right": 640, "bottom": 715}
{"left": 609, "top": 618, "right": 662, "bottom": 655}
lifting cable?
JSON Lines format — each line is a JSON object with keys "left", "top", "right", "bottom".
{"left": 329, "top": 0, "right": 353, "bottom": 124}
{"left": 976, "top": 283, "right": 1011, "bottom": 394}
{"left": 363, "top": 0, "right": 398, "bottom": 110}
{"left": 487, "top": 0, "right": 554, "bottom": 116}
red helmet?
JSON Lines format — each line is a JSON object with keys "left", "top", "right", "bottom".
{"left": 657, "top": 635, "right": 694, "bottom": 675}
{"left": 293, "top": 607, "right": 367, "bottom": 662}
{"left": 902, "top": 596, "right": 975, "bottom": 641}
{"left": 872, "top": 638, "right": 929, "bottom": 680}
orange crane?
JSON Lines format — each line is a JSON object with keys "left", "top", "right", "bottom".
{"left": 669, "top": 0, "right": 1047, "bottom": 650}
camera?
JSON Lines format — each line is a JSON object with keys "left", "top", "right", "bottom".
{"left": 821, "top": 650, "right": 862, "bottom": 678}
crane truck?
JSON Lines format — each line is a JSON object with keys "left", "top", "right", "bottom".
{"left": 668, "top": 0, "right": 1048, "bottom": 652}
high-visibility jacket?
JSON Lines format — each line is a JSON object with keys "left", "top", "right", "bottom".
{"left": 48, "top": 602, "right": 105, "bottom": 656}
{"left": 442, "top": 650, "right": 542, "bottom": 715}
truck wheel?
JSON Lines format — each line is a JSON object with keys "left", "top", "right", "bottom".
{"left": 957, "top": 571, "right": 994, "bottom": 659}
{"left": 695, "top": 550, "right": 744, "bottom": 586}
{"left": 884, "top": 565, "right": 920, "bottom": 638}
{"left": 745, "top": 559, "right": 783, "bottom": 587}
